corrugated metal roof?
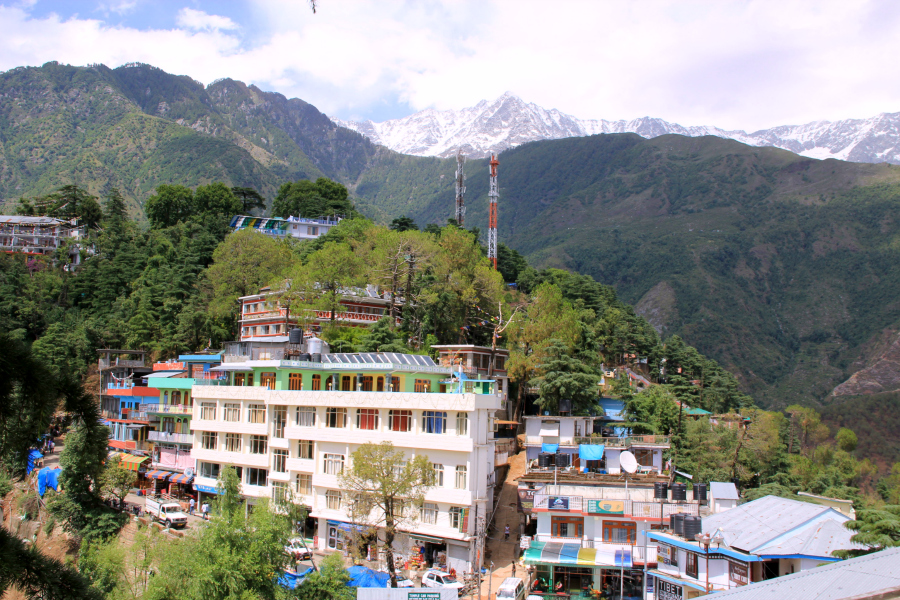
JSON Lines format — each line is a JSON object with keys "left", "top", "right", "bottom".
{"left": 698, "top": 547, "right": 900, "bottom": 600}
{"left": 322, "top": 352, "right": 437, "bottom": 367}
{"left": 703, "top": 495, "right": 848, "bottom": 553}
{"left": 710, "top": 481, "right": 740, "bottom": 500}
{"left": 754, "top": 518, "right": 866, "bottom": 557}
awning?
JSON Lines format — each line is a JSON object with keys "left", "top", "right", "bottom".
{"left": 524, "top": 541, "right": 634, "bottom": 568}
{"left": 579, "top": 444, "right": 605, "bottom": 461}
{"left": 209, "top": 365, "right": 254, "bottom": 372}
{"left": 125, "top": 424, "right": 146, "bottom": 429}
{"left": 539, "top": 423, "right": 560, "bottom": 436}
{"left": 145, "top": 371, "right": 186, "bottom": 379}
{"left": 194, "top": 484, "right": 222, "bottom": 495}
{"left": 145, "top": 469, "right": 173, "bottom": 480}
{"left": 118, "top": 454, "right": 149, "bottom": 471}
{"left": 169, "top": 473, "right": 194, "bottom": 485}
{"left": 409, "top": 534, "right": 445, "bottom": 544}
{"left": 542, "top": 443, "right": 559, "bottom": 453}
{"left": 495, "top": 420, "right": 519, "bottom": 425}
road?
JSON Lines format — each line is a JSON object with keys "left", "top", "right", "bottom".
{"left": 479, "top": 448, "right": 527, "bottom": 599}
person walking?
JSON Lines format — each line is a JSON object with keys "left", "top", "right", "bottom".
{"left": 202, "top": 502, "right": 210, "bottom": 520}
{"left": 511, "top": 562, "right": 516, "bottom": 578}
{"left": 189, "top": 497, "right": 195, "bottom": 515}
{"left": 504, "top": 524, "right": 510, "bottom": 541}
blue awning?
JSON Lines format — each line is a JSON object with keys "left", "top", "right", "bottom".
{"left": 542, "top": 443, "right": 559, "bottom": 453}
{"left": 194, "top": 484, "right": 222, "bottom": 495}
{"left": 579, "top": 444, "right": 605, "bottom": 461}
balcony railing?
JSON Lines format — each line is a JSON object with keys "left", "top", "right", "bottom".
{"left": 99, "top": 358, "right": 145, "bottom": 369}
{"left": 192, "top": 378, "right": 229, "bottom": 386}
{"left": 139, "top": 403, "right": 193, "bottom": 415}
{"left": 148, "top": 431, "right": 193, "bottom": 444}
{"left": 575, "top": 435, "right": 671, "bottom": 446}
{"left": 532, "top": 496, "right": 699, "bottom": 519}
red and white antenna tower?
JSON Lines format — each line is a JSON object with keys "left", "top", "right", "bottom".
{"left": 487, "top": 154, "right": 499, "bottom": 269}
{"left": 455, "top": 149, "right": 466, "bottom": 226}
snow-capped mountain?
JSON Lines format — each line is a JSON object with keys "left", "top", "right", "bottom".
{"left": 335, "top": 93, "right": 900, "bottom": 164}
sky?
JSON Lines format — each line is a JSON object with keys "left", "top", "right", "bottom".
{"left": 1, "top": 0, "right": 899, "bottom": 130}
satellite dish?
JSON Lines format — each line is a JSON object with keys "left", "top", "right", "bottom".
{"left": 185, "top": 467, "right": 194, "bottom": 478}
{"left": 620, "top": 451, "right": 638, "bottom": 474}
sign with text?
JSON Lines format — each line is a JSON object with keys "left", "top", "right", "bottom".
{"left": 547, "top": 496, "right": 570, "bottom": 510}
{"left": 657, "top": 544, "right": 678, "bottom": 567}
{"left": 729, "top": 561, "right": 749, "bottom": 586}
{"left": 359, "top": 590, "right": 457, "bottom": 600}
{"left": 656, "top": 579, "right": 682, "bottom": 600}
{"left": 587, "top": 499, "right": 625, "bottom": 514}
{"left": 518, "top": 488, "right": 537, "bottom": 513}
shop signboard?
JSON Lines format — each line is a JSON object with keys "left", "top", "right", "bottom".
{"left": 657, "top": 544, "right": 678, "bottom": 567}
{"left": 547, "top": 496, "right": 569, "bottom": 510}
{"left": 518, "top": 488, "right": 537, "bottom": 513}
{"left": 587, "top": 499, "right": 625, "bottom": 514}
{"left": 729, "top": 561, "right": 749, "bottom": 586}
{"left": 656, "top": 579, "right": 683, "bottom": 600}
{"left": 359, "top": 590, "right": 457, "bottom": 600}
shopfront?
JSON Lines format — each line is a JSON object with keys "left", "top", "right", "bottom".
{"left": 326, "top": 520, "right": 373, "bottom": 553}
{"left": 523, "top": 541, "right": 643, "bottom": 597}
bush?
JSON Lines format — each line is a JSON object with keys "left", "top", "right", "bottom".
{"left": 44, "top": 517, "right": 56, "bottom": 536}
{"left": 0, "top": 468, "right": 12, "bottom": 497}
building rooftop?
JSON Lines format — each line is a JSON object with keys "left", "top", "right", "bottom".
{"left": 702, "top": 495, "right": 858, "bottom": 555}
{"left": 710, "top": 481, "right": 740, "bottom": 500}
{"left": 0, "top": 215, "right": 68, "bottom": 225}
{"left": 697, "top": 547, "right": 900, "bottom": 600}
{"left": 321, "top": 352, "right": 437, "bottom": 367}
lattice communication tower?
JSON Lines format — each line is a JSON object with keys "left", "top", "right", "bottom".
{"left": 455, "top": 149, "right": 467, "bottom": 226}
{"left": 487, "top": 154, "right": 499, "bottom": 269}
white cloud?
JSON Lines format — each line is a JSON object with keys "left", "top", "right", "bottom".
{"left": 0, "top": 0, "right": 899, "bottom": 130}
{"left": 98, "top": 1, "right": 138, "bottom": 15}
{"left": 175, "top": 7, "right": 238, "bottom": 31}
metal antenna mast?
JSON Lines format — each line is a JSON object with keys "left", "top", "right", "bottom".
{"left": 487, "top": 154, "right": 499, "bottom": 269}
{"left": 455, "top": 149, "right": 467, "bottom": 226}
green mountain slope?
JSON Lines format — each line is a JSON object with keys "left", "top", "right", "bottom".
{"left": 353, "top": 134, "right": 900, "bottom": 408}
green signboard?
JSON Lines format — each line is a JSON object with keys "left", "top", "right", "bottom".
{"left": 587, "top": 499, "right": 625, "bottom": 514}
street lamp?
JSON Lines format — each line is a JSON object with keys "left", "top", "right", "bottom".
{"left": 695, "top": 533, "right": 711, "bottom": 592}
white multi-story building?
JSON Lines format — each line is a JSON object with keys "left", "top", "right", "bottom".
{"left": 189, "top": 351, "right": 500, "bottom": 573}
{"left": 229, "top": 215, "right": 341, "bottom": 241}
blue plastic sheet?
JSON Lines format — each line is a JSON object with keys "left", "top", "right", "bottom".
{"left": 38, "top": 467, "right": 60, "bottom": 496}
{"left": 278, "top": 567, "right": 313, "bottom": 589}
{"left": 578, "top": 444, "right": 605, "bottom": 461}
{"left": 542, "top": 443, "right": 559, "bottom": 453}
{"left": 26, "top": 449, "right": 43, "bottom": 475}
{"left": 346, "top": 566, "right": 390, "bottom": 588}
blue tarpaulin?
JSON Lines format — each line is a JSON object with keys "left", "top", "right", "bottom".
{"left": 26, "top": 449, "right": 43, "bottom": 474}
{"left": 578, "top": 444, "right": 605, "bottom": 461}
{"left": 346, "top": 566, "right": 390, "bottom": 588}
{"left": 38, "top": 467, "right": 60, "bottom": 496}
{"left": 278, "top": 567, "right": 313, "bottom": 589}
{"left": 542, "top": 443, "right": 559, "bottom": 453}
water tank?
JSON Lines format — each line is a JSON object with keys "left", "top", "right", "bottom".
{"left": 671, "top": 482, "right": 687, "bottom": 501}
{"left": 654, "top": 482, "right": 669, "bottom": 500}
{"left": 289, "top": 328, "right": 304, "bottom": 345}
{"left": 298, "top": 353, "right": 311, "bottom": 362}
{"left": 307, "top": 337, "right": 324, "bottom": 355}
{"left": 694, "top": 482, "right": 708, "bottom": 502}
{"left": 682, "top": 516, "right": 702, "bottom": 541}
{"left": 311, "top": 353, "right": 322, "bottom": 363}
{"left": 671, "top": 513, "right": 685, "bottom": 536}
{"left": 555, "top": 453, "right": 570, "bottom": 468}
{"left": 558, "top": 398, "right": 572, "bottom": 413}
{"left": 538, "top": 453, "right": 552, "bottom": 468}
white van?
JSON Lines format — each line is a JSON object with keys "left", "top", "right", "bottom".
{"left": 496, "top": 577, "right": 526, "bottom": 600}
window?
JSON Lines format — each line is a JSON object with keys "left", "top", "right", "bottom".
{"left": 325, "top": 407, "right": 347, "bottom": 428}
{"left": 415, "top": 378, "right": 431, "bottom": 393}
{"left": 423, "top": 411, "right": 447, "bottom": 434}
{"left": 357, "top": 408, "right": 379, "bottom": 430}
{"left": 496, "top": 357, "right": 505, "bottom": 370}
{"left": 341, "top": 376, "right": 353, "bottom": 391}
{"left": 273, "top": 406, "right": 287, "bottom": 438}
{"left": 360, "top": 376, "right": 373, "bottom": 391}
{"left": 234, "top": 373, "right": 245, "bottom": 386}
{"left": 296, "top": 407, "right": 316, "bottom": 427}
{"left": 421, "top": 503, "right": 438, "bottom": 524}
{"left": 201, "top": 431, "right": 217, "bottom": 450}
{"left": 246, "top": 373, "right": 254, "bottom": 387}
{"left": 272, "top": 481, "right": 289, "bottom": 504}
{"left": 172, "top": 391, "right": 181, "bottom": 404}
{"left": 200, "top": 402, "right": 216, "bottom": 420}
{"left": 433, "top": 464, "right": 444, "bottom": 487}
{"left": 250, "top": 435, "right": 268, "bottom": 454}
{"left": 326, "top": 490, "right": 341, "bottom": 510}
{"left": 273, "top": 449, "right": 288, "bottom": 473}
{"left": 324, "top": 453, "right": 345, "bottom": 475}
{"left": 551, "top": 516, "right": 584, "bottom": 538}
{"left": 455, "top": 465, "right": 467, "bottom": 489}
{"left": 390, "top": 376, "right": 400, "bottom": 392}
{"left": 456, "top": 412, "right": 468, "bottom": 436}
{"left": 389, "top": 410, "right": 412, "bottom": 432}
{"left": 199, "top": 461, "right": 220, "bottom": 479}
{"left": 224, "top": 403, "right": 240, "bottom": 422}
{"left": 247, "top": 467, "right": 268, "bottom": 486}
{"left": 449, "top": 507, "right": 464, "bottom": 530}
{"left": 633, "top": 449, "right": 654, "bottom": 467}
{"left": 686, "top": 551, "right": 699, "bottom": 579}
{"left": 311, "top": 375, "right": 321, "bottom": 390}
{"left": 295, "top": 473, "right": 312, "bottom": 495}
{"left": 602, "top": 521, "right": 637, "bottom": 544}
{"left": 248, "top": 404, "right": 266, "bottom": 424}
{"left": 260, "top": 372, "right": 276, "bottom": 389}
{"left": 297, "top": 440, "right": 314, "bottom": 459}
{"left": 224, "top": 433, "right": 241, "bottom": 453}
{"left": 289, "top": 373, "right": 302, "bottom": 390}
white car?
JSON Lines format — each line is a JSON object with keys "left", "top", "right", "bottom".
{"left": 384, "top": 571, "right": 415, "bottom": 588}
{"left": 284, "top": 538, "right": 313, "bottom": 561}
{"left": 421, "top": 570, "right": 464, "bottom": 592}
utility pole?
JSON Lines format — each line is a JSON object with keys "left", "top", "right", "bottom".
{"left": 487, "top": 154, "right": 499, "bottom": 269}
{"left": 455, "top": 149, "right": 467, "bottom": 226}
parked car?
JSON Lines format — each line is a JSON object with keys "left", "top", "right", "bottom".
{"left": 496, "top": 577, "right": 526, "bottom": 600}
{"left": 284, "top": 538, "right": 313, "bottom": 561}
{"left": 392, "top": 571, "right": 415, "bottom": 588}
{"left": 144, "top": 497, "right": 189, "bottom": 529}
{"left": 421, "top": 570, "right": 464, "bottom": 593}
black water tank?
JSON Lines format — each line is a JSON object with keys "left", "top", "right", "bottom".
{"left": 558, "top": 398, "right": 572, "bottom": 413}
{"left": 671, "top": 482, "right": 687, "bottom": 501}
{"left": 682, "top": 516, "right": 702, "bottom": 540}
{"left": 289, "top": 328, "right": 304, "bottom": 345}
{"left": 298, "top": 353, "right": 311, "bottom": 362}
{"left": 538, "top": 453, "right": 552, "bottom": 468}
{"left": 694, "top": 483, "right": 708, "bottom": 502}
{"left": 654, "top": 482, "right": 669, "bottom": 500}
{"left": 671, "top": 513, "right": 685, "bottom": 536}
{"left": 555, "top": 453, "right": 570, "bottom": 468}
{"left": 311, "top": 353, "right": 322, "bottom": 363}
